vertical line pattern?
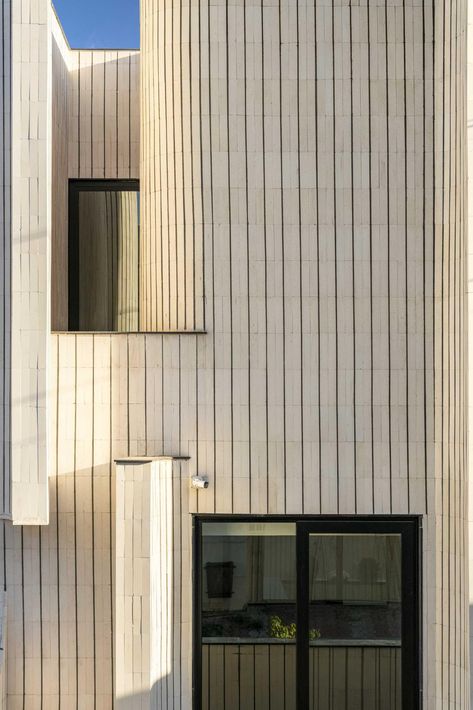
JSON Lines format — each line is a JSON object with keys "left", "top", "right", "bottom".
{"left": 349, "top": 0, "right": 356, "bottom": 514}
{"left": 331, "top": 0, "right": 339, "bottom": 513}
{"left": 140, "top": 0, "right": 203, "bottom": 330}
{"left": 244, "top": 0, "right": 251, "bottom": 512}
{"left": 296, "top": 0, "right": 304, "bottom": 512}
{"left": 367, "top": 0, "right": 375, "bottom": 512}
{"left": 279, "top": 0, "right": 286, "bottom": 515}
{"left": 21, "top": 528, "right": 24, "bottom": 710}
{"left": 225, "top": 0, "right": 234, "bottom": 513}
{"left": 109, "top": 336, "right": 114, "bottom": 702}
{"left": 440, "top": 0, "right": 446, "bottom": 698}
{"left": 198, "top": 0, "right": 205, "bottom": 333}
{"left": 187, "top": 0, "right": 194, "bottom": 331}
{"left": 314, "top": 0, "right": 321, "bottom": 512}
{"left": 1, "top": 0, "right": 469, "bottom": 706}
{"left": 402, "top": 0, "right": 410, "bottom": 513}
{"left": 78, "top": 53, "right": 81, "bottom": 177}
{"left": 115, "top": 51, "right": 118, "bottom": 178}
{"left": 206, "top": 0, "right": 216, "bottom": 512}
{"left": 385, "top": 0, "right": 393, "bottom": 513}
{"left": 447, "top": 0, "right": 452, "bottom": 698}
{"left": 55, "top": 337, "right": 61, "bottom": 708}
{"left": 422, "top": 0, "right": 428, "bottom": 515}
{"left": 91, "top": 51, "right": 93, "bottom": 176}
{"left": 261, "top": 0, "right": 269, "bottom": 513}
{"left": 91, "top": 338, "right": 97, "bottom": 708}
{"left": 73, "top": 336, "right": 79, "bottom": 706}
{"left": 0, "top": 0, "right": 11, "bottom": 516}
{"left": 39, "top": 527, "right": 43, "bottom": 710}
{"left": 171, "top": 0, "right": 178, "bottom": 328}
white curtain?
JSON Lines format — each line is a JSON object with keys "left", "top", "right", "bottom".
{"left": 308, "top": 535, "right": 401, "bottom": 603}
{"left": 247, "top": 534, "right": 401, "bottom": 604}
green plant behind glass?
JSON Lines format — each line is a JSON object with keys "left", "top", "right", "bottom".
{"left": 269, "top": 615, "right": 320, "bottom": 640}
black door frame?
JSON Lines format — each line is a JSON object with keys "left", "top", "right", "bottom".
{"left": 193, "top": 515, "right": 421, "bottom": 710}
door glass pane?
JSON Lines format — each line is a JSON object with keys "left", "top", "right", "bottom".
{"left": 308, "top": 534, "right": 401, "bottom": 709}
{"left": 201, "top": 522, "right": 296, "bottom": 710}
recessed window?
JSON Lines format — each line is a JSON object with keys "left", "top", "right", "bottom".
{"left": 68, "top": 180, "right": 140, "bottom": 331}
{"left": 194, "top": 517, "right": 420, "bottom": 710}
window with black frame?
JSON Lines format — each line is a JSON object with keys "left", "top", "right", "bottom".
{"left": 194, "top": 517, "right": 420, "bottom": 710}
{"left": 68, "top": 180, "right": 140, "bottom": 332}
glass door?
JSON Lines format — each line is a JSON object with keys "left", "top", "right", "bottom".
{"left": 297, "top": 520, "right": 419, "bottom": 710}
{"left": 198, "top": 521, "right": 297, "bottom": 710}
{"left": 195, "top": 518, "right": 420, "bottom": 710}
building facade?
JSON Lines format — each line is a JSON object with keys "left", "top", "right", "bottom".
{"left": 0, "top": 0, "right": 470, "bottom": 708}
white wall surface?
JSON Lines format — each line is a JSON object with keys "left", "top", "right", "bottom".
{"left": 0, "top": 0, "right": 469, "bottom": 707}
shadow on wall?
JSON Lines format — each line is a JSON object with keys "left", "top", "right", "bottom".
{"left": 115, "top": 680, "right": 172, "bottom": 710}
{"left": 4, "top": 463, "right": 116, "bottom": 703}
{"left": 4, "top": 459, "right": 188, "bottom": 706}
{"left": 51, "top": 36, "right": 139, "bottom": 331}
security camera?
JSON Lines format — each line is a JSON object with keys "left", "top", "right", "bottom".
{"left": 191, "top": 475, "right": 209, "bottom": 490}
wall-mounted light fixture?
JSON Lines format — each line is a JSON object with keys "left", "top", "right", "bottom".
{"left": 191, "top": 475, "right": 209, "bottom": 489}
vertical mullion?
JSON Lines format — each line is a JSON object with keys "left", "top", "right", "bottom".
{"left": 401, "top": 522, "right": 419, "bottom": 710}
{"left": 193, "top": 517, "right": 202, "bottom": 710}
{"left": 296, "top": 524, "right": 309, "bottom": 710}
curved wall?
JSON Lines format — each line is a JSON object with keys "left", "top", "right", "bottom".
{"left": 140, "top": 0, "right": 204, "bottom": 330}
{"left": 139, "top": 0, "right": 468, "bottom": 706}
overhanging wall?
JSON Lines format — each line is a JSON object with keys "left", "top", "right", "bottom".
{"left": 9, "top": 0, "right": 50, "bottom": 523}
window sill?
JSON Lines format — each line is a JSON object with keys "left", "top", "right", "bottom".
{"left": 51, "top": 330, "right": 207, "bottom": 335}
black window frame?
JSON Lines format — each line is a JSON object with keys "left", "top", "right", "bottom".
{"left": 193, "top": 514, "right": 421, "bottom": 710}
{"left": 68, "top": 178, "right": 140, "bottom": 331}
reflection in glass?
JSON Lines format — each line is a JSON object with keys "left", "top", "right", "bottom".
{"left": 77, "top": 190, "right": 139, "bottom": 331}
{"left": 308, "top": 534, "right": 402, "bottom": 710}
{"left": 201, "top": 522, "right": 296, "bottom": 710}
{"left": 200, "top": 526, "right": 403, "bottom": 709}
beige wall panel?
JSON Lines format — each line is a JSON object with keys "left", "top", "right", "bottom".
{"left": 69, "top": 47, "right": 140, "bottom": 180}
{"left": 136, "top": 0, "right": 466, "bottom": 706}
{"left": 51, "top": 17, "right": 69, "bottom": 332}
{"left": 10, "top": 0, "right": 50, "bottom": 523}
{"left": 67, "top": 48, "right": 80, "bottom": 178}
{"left": 0, "top": 0, "right": 468, "bottom": 707}
{"left": 0, "top": 0, "right": 11, "bottom": 517}
{"left": 140, "top": 0, "right": 203, "bottom": 331}
{"left": 91, "top": 52, "right": 105, "bottom": 179}
{"left": 4, "top": 8, "right": 139, "bottom": 670}
{"left": 202, "top": 644, "right": 400, "bottom": 710}
{"left": 115, "top": 457, "right": 191, "bottom": 710}
{"left": 469, "top": 1, "right": 473, "bottom": 704}
{"left": 51, "top": 40, "right": 139, "bottom": 326}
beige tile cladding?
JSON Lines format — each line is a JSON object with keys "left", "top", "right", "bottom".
{"left": 5, "top": 0, "right": 140, "bottom": 522}
{"left": 0, "top": 0, "right": 11, "bottom": 520}
{"left": 52, "top": 21, "right": 140, "bottom": 330}
{"left": 468, "top": 0, "right": 473, "bottom": 706}
{"left": 0, "top": 1, "right": 468, "bottom": 710}
{"left": 9, "top": 0, "right": 50, "bottom": 524}
{"left": 138, "top": 0, "right": 466, "bottom": 706}
{"left": 115, "top": 458, "right": 191, "bottom": 709}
